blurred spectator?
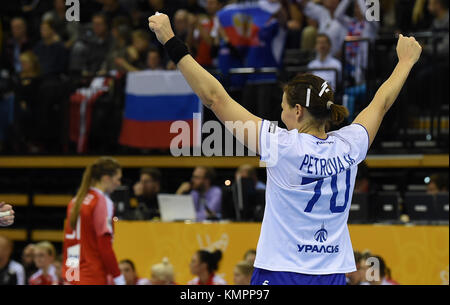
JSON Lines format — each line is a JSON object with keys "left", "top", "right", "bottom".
{"left": 335, "top": 0, "right": 379, "bottom": 85}
{"left": 0, "top": 235, "right": 25, "bottom": 285}
{"left": 295, "top": 0, "right": 348, "bottom": 57}
{"left": 356, "top": 250, "right": 372, "bottom": 285}
{"left": 426, "top": 173, "right": 449, "bottom": 195}
{"left": 145, "top": 47, "right": 164, "bottom": 70}
{"left": 21, "top": 243, "right": 38, "bottom": 283}
{"left": 425, "top": 0, "right": 449, "bottom": 59}
{"left": 119, "top": 259, "right": 151, "bottom": 285}
{"left": 307, "top": 33, "right": 342, "bottom": 90}
{"left": 100, "top": 0, "right": 130, "bottom": 24}
{"left": 188, "top": 249, "right": 226, "bottom": 285}
{"left": 69, "top": 13, "right": 113, "bottom": 77}
{"left": 173, "top": 9, "right": 190, "bottom": 43}
{"left": 133, "top": 167, "right": 162, "bottom": 220}
{"left": 33, "top": 19, "right": 69, "bottom": 78}
{"left": 243, "top": 249, "right": 256, "bottom": 265}
{"left": 99, "top": 17, "right": 132, "bottom": 74}
{"left": 42, "top": 0, "right": 81, "bottom": 49}
{"left": 189, "top": 0, "right": 224, "bottom": 68}
{"left": 354, "top": 161, "right": 369, "bottom": 193}
{"left": 233, "top": 260, "right": 253, "bottom": 285}
{"left": 411, "top": 0, "right": 434, "bottom": 31}
{"left": 185, "top": 0, "right": 207, "bottom": 15}
{"left": 12, "top": 50, "right": 42, "bottom": 153}
{"left": 346, "top": 250, "right": 363, "bottom": 285}
{"left": 150, "top": 257, "right": 176, "bottom": 285}
{"left": 385, "top": 266, "right": 399, "bottom": 285}
{"left": 235, "top": 164, "right": 266, "bottom": 191}
{"left": 28, "top": 241, "right": 57, "bottom": 285}
{"left": 52, "top": 255, "right": 64, "bottom": 285}
{"left": 176, "top": 166, "right": 222, "bottom": 221}
{"left": 1, "top": 17, "right": 33, "bottom": 75}
{"left": 367, "top": 255, "right": 398, "bottom": 285}
{"left": 114, "top": 29, "right": 152, "bottom": 72}
{"left": 141, "top": 0, "right": 181, "bottom": 21}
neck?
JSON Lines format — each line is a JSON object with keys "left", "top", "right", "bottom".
{"left": 41, "top": 265, "right": 49, "bottom": 274}
{"left": 297, "top": 124, "right": 327, "bottom": 139}
{"left": 43, "top": 36, "right": 54, "bottom": 45}
{"left": 199, "top": 184, "right": 211, "bottom": 195}
{"left": 319, "top": 53, "right": 328, "bottom": 61}
{"left": 93, "top": 183, "right": 107, "bottom": 194}
{"left": 15, "top": 36, "right": 27, "bottom": 44}
{"left": 198, "top": 271, "right": 211, "bottom": 284}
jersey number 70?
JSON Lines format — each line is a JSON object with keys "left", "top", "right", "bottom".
{"left": 303, "top": 169, "right": 351, "bottom": 213}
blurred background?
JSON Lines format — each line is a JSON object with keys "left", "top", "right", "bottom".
{"left": 0, "top": 0, "right": 448, "bottom": 285}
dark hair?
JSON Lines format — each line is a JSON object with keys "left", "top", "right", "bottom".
{"left": 140, "top": 167, "right": 161, "bottom": 182}
{"left": 120, "top": 259, "right": 136, "bottom": 271}
{"left": 353, "top": 250, "right": 363, "bottom": 266}
{"left": 373, "top": 255, "right": 386, "bottom": 278}
{"left": 429, "top": 173, "right": 449, "bottom": 191}
{"left": 316, "top": 33, "right": 332, "bottom": 46}
{"left": 41, "top": 19, "right": 56, "bottom": 32}
{"left": 197, "top": 166, "right": 216, "bottom": 183}
{"left": 244, "top": 249, "right": 256, "bottom": 260}
{"left": 92, "top": 12, "right": 109, "bottom": 27}
{"left": 197, "top": 249, "right": 222, "bottom": 273}
{"left": 283, "top": 74, "right": 349, "bottom": 129}
{"left": 70, "top": 157, "right": 121, "bottom": 229}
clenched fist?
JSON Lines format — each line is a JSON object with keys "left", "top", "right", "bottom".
{"left": 0, "top": 202, "right": 15, "bottom": 227}
{"left": 396, "top": 34, "right": 422, "bottom": 66}
{"left": 148, "top": 13, "right": 175, "bottom": 45}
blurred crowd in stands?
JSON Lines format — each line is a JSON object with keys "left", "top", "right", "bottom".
{"left": 0, "top": 234, "right": 399, "bottom": 285}
{"left": 0, "top": 0, "right": 448, "bottom": 154}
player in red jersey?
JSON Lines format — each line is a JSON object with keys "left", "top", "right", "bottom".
{"left": 62, "top": 157, "right": 125, "bottom": 285}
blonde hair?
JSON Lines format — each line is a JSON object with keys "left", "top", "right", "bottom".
{"left": 19, "top": 51, "right": 41, "bottom": 76}
{"left": 69, "top": 157, "right": 121, "bottom": 229}
{"left": 151, "top": 257, "right": 174, "bottom": 283}
{"left": 35, "top": 241, "right": 56, "bottom": 258}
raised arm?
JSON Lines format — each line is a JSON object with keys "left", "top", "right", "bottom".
{"left": 297, "top": 0, "right": 330, "bottom": 23}
{"left": 353, "top": 34, "right": 422, "bottom": 147}
{"left": 334, "top": 0, "right": 352, "bottom": 26}
{"left": 148, "top": 13, "right": 262, "bottom": 154}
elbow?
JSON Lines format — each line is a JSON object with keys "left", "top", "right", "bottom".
{"left": 200, "top": 91, "right": 224, "bottom": 109}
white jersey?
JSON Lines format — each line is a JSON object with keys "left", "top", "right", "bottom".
{"left": 255, "top": 120, "right": 369, "bottom": 275}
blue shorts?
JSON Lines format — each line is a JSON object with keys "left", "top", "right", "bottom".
{"left": 250, "top": 267, "right": 346, "bottom": 285}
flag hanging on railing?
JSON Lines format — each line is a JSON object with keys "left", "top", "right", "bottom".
{"left": 119, "top": 71, "right": 202, "bottom": 149}
{"left": 216, "top": 0, "right": 286, "bottom": 83}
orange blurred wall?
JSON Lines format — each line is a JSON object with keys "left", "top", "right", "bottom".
{"left": 113, "top": 222, "right": 449, "bottom": 285}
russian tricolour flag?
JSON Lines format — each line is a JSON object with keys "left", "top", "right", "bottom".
{"left": 119, "top": 71, "right": 202, "bottom": 149}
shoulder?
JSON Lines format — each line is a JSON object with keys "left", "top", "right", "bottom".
{"left": 188, "top": 277, "right": 199, "bottom": 285}
{"left": 29, "top": 269, "right": 43, "bottom": 281}
{"left": 307, "top": 59, "right": 320, "bottom": 67}
{"left": 137, "top": 278, "right": 151, "bottom": 285}
{"left": 328, "top": 56, "right": 342, "bottom": 67}
{"left": 210, "top": 186, "right": 222, "bottom": 195}
{"left": 9, "top": 260, "right": 25, "bottom": 273}
{"left": 213, "top": 275, "right": 227, "bottom": 285}
{"left": 329, "top": 123, "right": 368, "bottom": 138}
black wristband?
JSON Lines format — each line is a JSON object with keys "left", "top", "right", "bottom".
{"left": 164, "top": 36, "right": 189, "bottom": 65}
